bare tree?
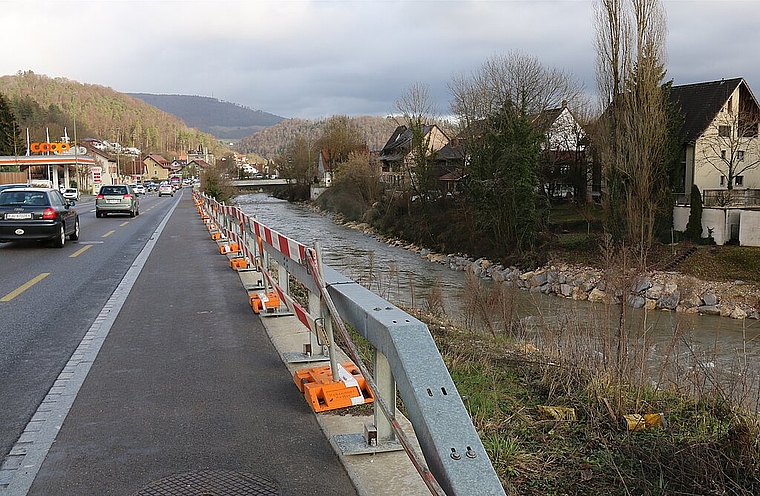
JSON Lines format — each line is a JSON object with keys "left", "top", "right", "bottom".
{"left": 393, "top": 83, "right": 441, "bottom": 202}
{"left": 449, "top": 50, "right": 585, "bottom": 128}
{"left": 593, "top": 0, "right": 669, "bottom": 268}
{"left": 700, "top": 102, "right": 760, "bottom": 191}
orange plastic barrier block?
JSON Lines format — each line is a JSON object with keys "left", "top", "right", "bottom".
{"left": 230, "top": 257, "right": 249, "bottom": 270}
{"left": 219, "top": 242, "right": 240, "bottom": 254}
{"left": 249, "top": 291, "right": 280, "bottom": 314}
{"left": 293, "top": 363, "right": 374, "bottom": 413}
{"left": 211, "top": 231, "right": 223, "bottom": 240}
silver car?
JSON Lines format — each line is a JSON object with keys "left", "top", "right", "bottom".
{"left": 95, "top": 184, "right": 139, "bottom": 218}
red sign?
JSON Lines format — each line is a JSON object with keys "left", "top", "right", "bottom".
{"left": 92, "top": 166, "right": 102, "bottom": 183}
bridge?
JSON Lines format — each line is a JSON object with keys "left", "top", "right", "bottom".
{"left": 232, "top": 178, "right": 291, "bottom": 188}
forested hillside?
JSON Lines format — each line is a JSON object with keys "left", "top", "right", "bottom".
{"left": 127, "top": 93, "right": 284, "bottom": 140}
{"left": 0, "top": 71, "right": 227, "bottom": 157}
{"left": 235, "top": 115, "right": 405, "bottom": 160}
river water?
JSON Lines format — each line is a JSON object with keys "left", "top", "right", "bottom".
{"left": 237, "top": 192, "right": 760, "bottom": 408}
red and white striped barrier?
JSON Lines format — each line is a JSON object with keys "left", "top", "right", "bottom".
{"left": 194, "top": 192, "right": 319, "bottom": 337}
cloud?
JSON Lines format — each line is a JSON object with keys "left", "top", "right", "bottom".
{"left": 1, "top": 1, "right": 758, "bottom": 119}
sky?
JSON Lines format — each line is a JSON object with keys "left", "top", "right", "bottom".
{"left": 2, "top": 0, "right": 759, "bottom": 120}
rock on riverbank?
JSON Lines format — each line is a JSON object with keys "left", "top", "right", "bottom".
{"left": 337, "top": 219, "right": 760, "bottom": 321}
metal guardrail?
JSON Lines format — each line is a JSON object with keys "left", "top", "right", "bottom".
{"left": 194, "top": 192, "right": 505, "bottom": 496}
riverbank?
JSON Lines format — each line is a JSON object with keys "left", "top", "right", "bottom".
{"left": 333, "top": 216, "right": 760, "bottom": 321}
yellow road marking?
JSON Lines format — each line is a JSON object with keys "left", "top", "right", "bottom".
{"left": 102, "top": 230, "right": 115, "bottom": 238}
{"left": 1, "top": 273, "right": 50, "bottom": 302}
{"left": 69, "top": 244, "right": 93, "bottom": 258}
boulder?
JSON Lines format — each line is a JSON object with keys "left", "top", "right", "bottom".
{"left": 730, "top": 307, "right": 748, "bottom": 320}
{"left": 588, "top": 288, "right": 607, "bottom": 302}
{"left": 628, "top": 295, "right": 646, "bottom": 309}
{"left": 656, "top": 290, "right": 680, "bottom": 310}
{"left": 697, "top": 305, "right": 720, "bottom": 315}
{"left": 531, "top": 272, "right": 548, "bottom": 287}
{"left": 702, "top": 293, "right": 718, "bottom": 306}
{"left": 632, "top": 277, "right": 651, "bottom": 294}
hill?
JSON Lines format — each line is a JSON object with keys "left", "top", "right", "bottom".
{"left": 127, "top": 93, "right": 285, "bottom": 140}
{"left": 235, "top": 115, "right": 405, "bottom": 160}
{"left": 0, "top": 71, "right": 227, "bottom": 158}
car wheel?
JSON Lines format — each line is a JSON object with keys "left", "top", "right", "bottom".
{"left": 96, "top": 210, "right": 102, "bottom": 218}
{"left": 70, "top": 217, "right": 80, "bottom": 241}
{"left": 52, "top": 223, "right": 65, "bottom": 248}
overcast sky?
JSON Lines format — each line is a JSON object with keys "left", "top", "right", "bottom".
{"left": 2, "top": 0, "right": 758, "bottom": 120}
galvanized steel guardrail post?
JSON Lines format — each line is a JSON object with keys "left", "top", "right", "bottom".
{"left": 202, "top": 193, "right": 505, "bottom": 496}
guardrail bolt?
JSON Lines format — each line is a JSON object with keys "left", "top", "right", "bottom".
{"left": 450, "top": 448, "right": 461, "bottom": 460}
{"left": 466, "top": 446, "right": 477, "bottom": 459}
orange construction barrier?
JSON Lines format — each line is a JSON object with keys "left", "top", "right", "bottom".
{"left": 249, "top": 291, "right": 280, "bottom": 314}
{"left": 293, "top": 362, "right": 374, "bottom": 413}
{"left": 219, "top": 242, "right": 240, "bottom": 254}
{"left": 229, "top": 257, "right": 249, "bottom": 270}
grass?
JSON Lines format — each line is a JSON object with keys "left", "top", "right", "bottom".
{"left": 409, "top": 306, "right": 760, "bottom": 495}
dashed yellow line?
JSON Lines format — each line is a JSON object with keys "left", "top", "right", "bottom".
{"left": 1, "top": 273, "right": 50, "bottom": 302}
{"left": 70, "top": 244, "right": 93, "bottom": 258}
{"left": 102, "top": 230, "right": 115, "bottom": 238}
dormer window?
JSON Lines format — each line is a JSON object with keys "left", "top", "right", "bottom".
{"left": 719, "top": 125, "right": 731, "bottom": 137}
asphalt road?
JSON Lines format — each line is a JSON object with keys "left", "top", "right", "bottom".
{"left": 1, "top": 189, "right": 357, "bottom": 495}
{"left": 0, "top": 191, "right": 172, "bottom": 459}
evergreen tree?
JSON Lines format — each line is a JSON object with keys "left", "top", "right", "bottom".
{"left": 464, "top": 102, "right": 546, "bottom": 254}
{"left": 0, "top": 93, "right": 22, "bottom": 156}
{"left": 685, "top": 184, "right": 703, "bottom": 241}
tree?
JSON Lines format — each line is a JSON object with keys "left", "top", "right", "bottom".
{"left": 274, "top": 135, "right": 316, "bottom": 201}
{"left": 685, "top": 184, "right": 703, "bottom": 241}
{"left": 464, "top": 101, "right": 546, "bottom": 254}
{"left": 449, "top": 50, "right": 584, "bottom": 131}
{"left": 0, "top": 93, "right": 23, "bottom": 156}
{"left": 699, "top": 97, "right": 760, "bottom": 190}
{"left": 593, "top": 0, "right": 669, "bottom": 268}
{"left": 394, "top": 83, "right": 440, "bottom": 203}
{"left": 314, "top": 115, "right": 365, "bottom": 176}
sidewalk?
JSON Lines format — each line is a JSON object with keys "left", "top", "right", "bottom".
{"left": 21, "top": 193, "right": 427, "bottom": 495}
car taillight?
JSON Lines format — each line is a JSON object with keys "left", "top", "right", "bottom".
{"left": 96, "top": 194, "right": 104, "bottom": 199}
{"left": 42, "top": 207, "right": 57, "bottom": 220}
{"left": 123, "top": 194, "right": 133, "bottom": 199}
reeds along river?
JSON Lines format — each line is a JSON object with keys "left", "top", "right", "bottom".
{"left": 237, "top": 192, "right": 760, "bottom": 409}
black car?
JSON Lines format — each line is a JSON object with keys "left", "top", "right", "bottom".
{"left": 0, "top": 187, "right": 80, "bottom": 247}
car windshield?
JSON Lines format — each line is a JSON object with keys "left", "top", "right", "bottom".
{"left": 101, "top": 186, "right": 127, "bottom": 195}
{"left": 0, "top": 191, "right": 49, "bottom": 206}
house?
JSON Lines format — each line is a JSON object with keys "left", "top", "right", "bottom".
{"left": 378, "top": 124, "right": 451, "bottom": 190}
{"left": 144, "top": 154, "right": 175, "bottom": 181}
{"left": 531, "top": 102, "right": 590, "bottom": 201}
{"left": 317, "top": 147, "right": 333, "bottom": 187}
{"left": 670, "top": 77, "right": 760, "bottom": 204}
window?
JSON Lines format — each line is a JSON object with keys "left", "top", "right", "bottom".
{"left": 738, "top": 150, "right": 745, "bottom": 161}
{"left": 719, "top": 125, "right": 731, "bottom": 137}
{"left": 721, "top": 150, "right": 727, "bottom": 160}
{"left": 720, "top": 176, "right": 725, "bottom": 186}
{"left": 735, "top": 176, "right": 744, "bottom": 187}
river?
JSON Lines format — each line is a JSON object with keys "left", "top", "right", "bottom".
{"left": 236, "top": 192, "right": 760, "bottom": 409}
